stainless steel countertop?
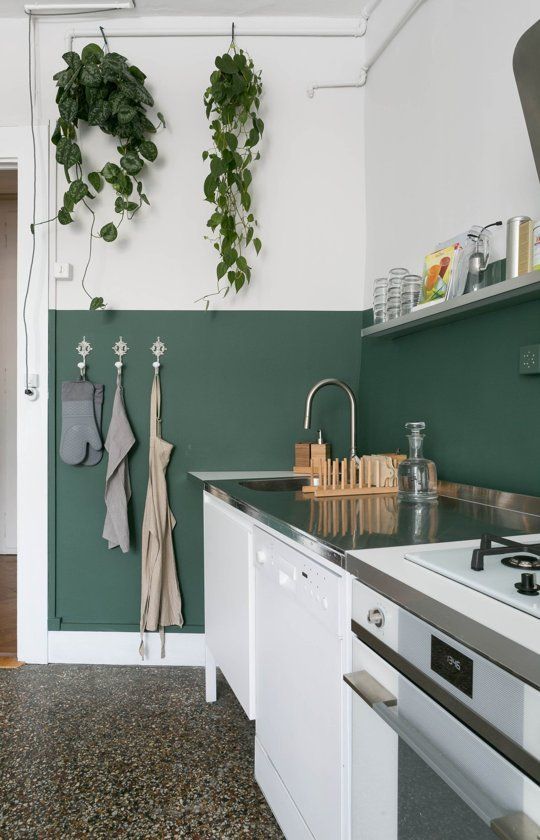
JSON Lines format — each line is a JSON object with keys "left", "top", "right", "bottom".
{"left": 194, "top": 473, "right": 540, "bottom": 689}
{"left": 199, "top": 475, "right": 540, "bottom": 567}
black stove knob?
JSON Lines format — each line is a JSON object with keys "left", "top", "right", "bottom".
{"left": 515, "top": 572, "right": 539, "bottom": 596}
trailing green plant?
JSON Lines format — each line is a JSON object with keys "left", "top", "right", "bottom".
{"left": 45, "top": 43, "right": 165, "bottom": 309}
{"left": 200, "top": 42, "right": 263, "bottom": 308}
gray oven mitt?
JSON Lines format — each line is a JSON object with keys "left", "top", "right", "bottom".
{"left": 82, "top": 383, "right": 104, "bottom": 466}
{"left": 60, "top": 381, "right": 103, "bottom": 466}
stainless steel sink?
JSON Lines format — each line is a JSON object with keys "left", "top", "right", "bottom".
{"left": 239, "top": 477, "right": 309, "bottom": 492}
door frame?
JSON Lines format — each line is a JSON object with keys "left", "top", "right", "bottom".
{"left": 0, "top": 126, "right": 49, "bottom": 663}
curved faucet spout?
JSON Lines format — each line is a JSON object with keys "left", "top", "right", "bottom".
{"left": 303, "top": 378, "right": 358, "bottom": 461}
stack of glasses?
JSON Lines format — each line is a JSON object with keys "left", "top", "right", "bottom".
{"left": 400, "top": 274, "right": 423, "bottom": 314}
{"left": 373, "top": 277, "right": 389, "bottom": 324}
{"left": 386, "top": 268, "right": 409, "bottom": 320}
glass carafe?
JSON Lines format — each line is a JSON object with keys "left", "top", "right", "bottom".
{"left": 397, "top": 422, "right": 438, "bottom": 502}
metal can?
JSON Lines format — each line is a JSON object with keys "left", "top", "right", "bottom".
{"left": 534, "top": 222, "right": 540, "bottom": 271}
{"left": 506, "top": 215, "right": 532, "bottom": 280}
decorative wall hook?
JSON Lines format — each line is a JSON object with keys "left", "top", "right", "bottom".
{"left": 231, "top": 21, "right": 235, "bottom": 44}
{"left": 113, "top": 336, "right": 129, "bottom": 383}
{"left": 76, "top": 336, "right": 92, "bottom": 380}
{"left": 151, "top": 337, "right": 166, "bottom": 374}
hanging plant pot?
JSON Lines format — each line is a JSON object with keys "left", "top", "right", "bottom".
{"left": 199, "top": 39, "right": 264, "bottom": 308}
{"left": 45, "top": 42, "right": 165, "bottom": 309}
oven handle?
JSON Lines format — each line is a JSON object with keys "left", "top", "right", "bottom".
{"left": 344, "top": 670, "right": 540, "bottom": 840}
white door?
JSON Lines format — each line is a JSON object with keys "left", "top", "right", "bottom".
{"left": 204, "top": 494, "right": 255, "bottom": 718}
{"left": 0, "top": 196, "right": 17, "bottom": 553}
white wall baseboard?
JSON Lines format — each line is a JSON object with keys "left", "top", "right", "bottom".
{"left": 48, "top": 631, "right": 205, "bottom": 666}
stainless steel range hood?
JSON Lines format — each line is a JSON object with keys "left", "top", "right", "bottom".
{"left": 514, "top": 18, "right": 540, "bottom": 183}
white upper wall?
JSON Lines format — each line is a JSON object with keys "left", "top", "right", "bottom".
{"left": 1, "top": 16, "right": 366, "bottom": 311}
{"left": 364, "top": 0, "right": 540, "bottom": 307}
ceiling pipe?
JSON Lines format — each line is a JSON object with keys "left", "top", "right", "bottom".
{"left": 308, "top": 0, "right": 427, "bottom": 96}
{"left": 67, "top": 20, "right": 367, "bottom": 50}
{"left": 25, "top": 1, "right": 134, "bottom": 11}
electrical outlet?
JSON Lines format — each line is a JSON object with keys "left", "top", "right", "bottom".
{"left": 54, "top": 261, "right": 72, "bottom": 280}
{"left": 519, "top": 344, "right": 540, "bottom": 374}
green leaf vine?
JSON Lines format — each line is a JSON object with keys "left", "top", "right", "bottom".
{"left": 199, "top": 42, "right": 263, "bottom": 308}
{"left": 46, "top": 43, "right": 165, "bottom": 309}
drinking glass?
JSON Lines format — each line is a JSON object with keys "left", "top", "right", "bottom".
{"left": 401, "top": 274, "right": 422, "bottom": 314}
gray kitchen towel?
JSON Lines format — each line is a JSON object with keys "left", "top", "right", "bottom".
{"left": 103, "top": 384, "right": 136, "bottom": 552}
{"left": 82, "top": 383, "right": 104, "bottom": 466}
{"left": 60, "top": 381, "right": 103, "bottom": 466}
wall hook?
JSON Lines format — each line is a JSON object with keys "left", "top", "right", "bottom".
{"left": 151, "top": 336, "right": 166, "bottom": 375}
{"left": 76, "top": 336, "right": 92, "bottom": 380}
{"left": 231, "top": 21, "right": 235, "bottom": 45}
{"left": 113, "top": 336, "right": 129, "bottom": 384}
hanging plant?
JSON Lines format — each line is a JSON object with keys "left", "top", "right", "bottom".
{"left": 199, "top": 40, "right": 263, "bottom": 308}
{"left": 45, "top": 43, "right": 165, "bottom": 309}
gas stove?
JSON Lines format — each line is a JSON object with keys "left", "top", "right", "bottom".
{"left": 405, "top": 533, "right": 540, "bottom": 617}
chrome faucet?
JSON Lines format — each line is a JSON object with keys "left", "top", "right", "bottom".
{"left": 303, "top": 378, "right": 359, "bottom": 462}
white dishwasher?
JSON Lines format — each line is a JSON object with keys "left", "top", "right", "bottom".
{"left": 253, "top": 526, "right": 348, "bottom": 840}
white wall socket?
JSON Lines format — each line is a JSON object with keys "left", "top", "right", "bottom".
{"left": 54, "top": 262, "right": 72, "bottom": 280}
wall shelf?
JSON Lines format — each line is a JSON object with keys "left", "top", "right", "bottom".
{"left": 361, "top": 270, "right": 540, "bottom": 339}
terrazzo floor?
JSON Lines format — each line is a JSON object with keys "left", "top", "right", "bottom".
{"left": 0, "top": 665, "right": 284, "bottom": 839}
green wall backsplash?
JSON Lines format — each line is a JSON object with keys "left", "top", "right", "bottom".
{"left": 359, "top": 296, "right": 540, "bottom": 497}
{"left": 50, "top": 311, "right": 364, "bottom": 632}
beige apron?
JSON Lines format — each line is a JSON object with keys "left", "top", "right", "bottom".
{"left": 139, "top": 373, "right": 183, "bottom": 658}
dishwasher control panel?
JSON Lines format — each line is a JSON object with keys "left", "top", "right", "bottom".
{"left": 254, "top": 528, "right": 344, "bottom": 635}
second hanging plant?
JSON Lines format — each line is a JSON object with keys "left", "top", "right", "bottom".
{"left": 200, "top": 38, "right": 264, "bottom": 307}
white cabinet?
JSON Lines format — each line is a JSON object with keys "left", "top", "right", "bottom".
{"left": 203, "top": 492, "right": 255, "bottom": 719}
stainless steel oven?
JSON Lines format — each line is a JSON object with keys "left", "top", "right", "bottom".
{"left": 345, "top": 580, "right": 540, "bottom": 840}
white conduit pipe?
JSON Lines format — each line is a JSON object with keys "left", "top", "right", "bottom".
{"left": 67, "top": 22, "right": 367, "bottom": 51}
{"left": 308, "top": 0, "right": 427, "bottom": 96}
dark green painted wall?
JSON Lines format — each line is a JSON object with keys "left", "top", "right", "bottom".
{"left": 50, "top": 311, "right": 364, "bottom": 631}
{"left": 359, "top": 297, "right": 540, "bottom": 497}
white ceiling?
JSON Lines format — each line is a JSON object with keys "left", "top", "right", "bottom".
{"left": 5, "top": 0, "right": 365, "bottom": 18}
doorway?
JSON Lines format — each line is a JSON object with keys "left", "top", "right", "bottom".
{"left": 0, "top": 167, "right": 17, "bottom": 658}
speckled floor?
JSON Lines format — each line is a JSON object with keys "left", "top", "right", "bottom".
{"left": 0, "top": 665, "right": 284, "bottom": 839}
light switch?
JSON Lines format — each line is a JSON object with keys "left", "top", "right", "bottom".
{"left": 54, "top": 262, "right": 72, "bottom": 280}
{"left": 519, "top": 345, "right": 540, "bottom": 374}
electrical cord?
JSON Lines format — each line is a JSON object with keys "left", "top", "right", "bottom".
{"left": 23, "top": 10, "right": 37, "bottom": 396}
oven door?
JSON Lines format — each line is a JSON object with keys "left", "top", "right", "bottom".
{"left": 346, "top": 636, "right": 540, "bottom": 840}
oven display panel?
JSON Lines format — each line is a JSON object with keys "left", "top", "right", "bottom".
{"left": 431, "top": 635, "right": 473, "bottom": 697}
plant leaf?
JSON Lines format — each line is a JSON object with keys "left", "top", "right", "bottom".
{"left": 88, "top": 171, "right": 103, "bottom": 193}
{"left": 102, "top": 162, "right": 121, "bottom": 182}
{"left": 80, "top": 63, "right": 101, "bottom": 86}
{"left": 55, "top": 138, "right": 81, "bottom": 169}
{"left": 90, "top": 296, "right": 105, "bottom": 310}
{"left": 58, "top": 207, "right": 73, "bottom": 225}
{"left": 68, "top": 178, "right": 88, "bottom": 202}
{"left": 139, "top": 140, "right": 158, "bottom": 162}
{"left": 100, "top": 222, "right": 118, "bottom": 242}
{"left": 81, "top": 43, "right": 103, "bottom": 64}
{"left": 120, "top": 153, "right": 143, "bottom": 175}
{"left": 253, "top": 237, "right": 262, "bottom": 255}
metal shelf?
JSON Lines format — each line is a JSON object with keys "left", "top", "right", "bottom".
{"left": 361, "top": 271, "right": 540, "bottom": 339}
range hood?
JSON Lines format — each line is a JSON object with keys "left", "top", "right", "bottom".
{"left": 514, "top": 18, "right": 540, "bottom": 183}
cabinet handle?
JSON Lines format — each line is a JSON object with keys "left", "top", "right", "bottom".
{"left": 344, "top": 670, "right": 539, "bottom": 840}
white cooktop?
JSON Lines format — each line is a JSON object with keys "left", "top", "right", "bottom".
{"left": 406, "top": 546, "right": 540, "bottom": 618}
